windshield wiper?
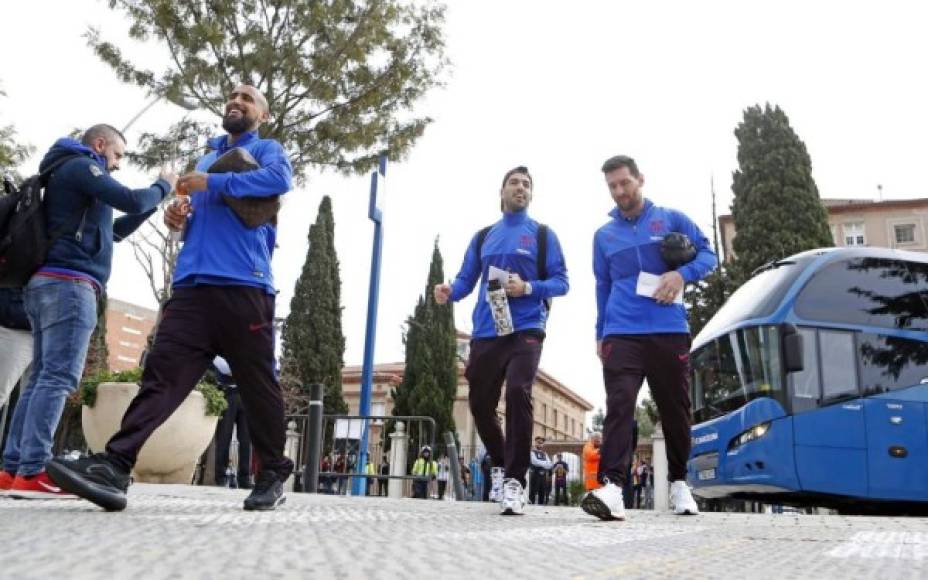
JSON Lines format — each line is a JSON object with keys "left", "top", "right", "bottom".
{"left": 751, "top": 259, "right": 796, "bottom": 277}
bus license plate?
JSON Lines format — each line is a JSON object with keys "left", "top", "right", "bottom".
{"left": 697, "top": 468, "right": 716, "bottom": 481}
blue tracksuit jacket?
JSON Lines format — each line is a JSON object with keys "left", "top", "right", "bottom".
{"left": 450, "top": 210, "right": 569, "bottom": 338}
{"left": 172, "top": 131, "right": 292, "bottom": 294}
{"left": 593, "top": 199, "right": 717, "bottom": 339}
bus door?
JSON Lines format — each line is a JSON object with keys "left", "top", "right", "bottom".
{"left": 863, "top": 397, "right": 928, "bottom": 501}
{"left": 791, "top": 328, "right": 868, "bottom": 497}
{"left": 859, "top": 332, "right": 928, "bottom": 502}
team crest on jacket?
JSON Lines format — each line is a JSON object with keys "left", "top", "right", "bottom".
{"left": 649, "top": 219, "right": 665, "bottom": 234}
{"left": 519, "top": 234, "right": 535, "bottom": 249}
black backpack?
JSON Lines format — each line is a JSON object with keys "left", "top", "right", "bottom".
{"left": 475, "top": 223, "right": 552, "bottom": 311}
{"left": 0, "top": 155, "right": 82, "bottom": 288}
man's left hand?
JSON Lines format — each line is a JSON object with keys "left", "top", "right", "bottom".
{"left": 177, "top": 172, "right": 209, "bottom": 195}
{"left": 506, "top": 272, "right": 528, "bottom": 297}
{"left": 653, "top": 271, "right": 684, "bottom": 305}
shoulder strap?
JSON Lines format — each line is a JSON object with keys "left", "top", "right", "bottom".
{"left": 42, "top": 154, "right": 92, "bottom": 243}
{"left": 37, "top": 154, "right": 83, "bottom": 185}
{"left": 537, "top": 224, "right": 548, "bottom": 281}
{"left": 475, "top": 225, "right": 492, "bottom": 258}
{"left": 537, "top": 224, "right": 552, "bottom": 312}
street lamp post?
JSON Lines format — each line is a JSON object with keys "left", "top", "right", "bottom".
{"left": 121, "top": 93, "right": 197, "bottom": 133}
{"left": 352, "top": 155, "right": 387, "bottom": 496}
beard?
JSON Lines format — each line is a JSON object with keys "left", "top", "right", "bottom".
{"left": 222, "top": 112, "right": 253, "bottom": 135}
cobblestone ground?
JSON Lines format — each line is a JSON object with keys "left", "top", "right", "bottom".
{"left": 2, "top": 484, "right": 928, "bottom": 579}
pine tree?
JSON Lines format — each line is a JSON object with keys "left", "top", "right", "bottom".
{"left": 730, "top": 104, "right": 833, "bottom": 280}
{"left": 0, "top": 82, "right": 34, "bottom": 178}
{"left": 392, "top": 240, "right": 457, "bottom": 447}
{"left": 281, "top": 196, "right": 347, "bottom": 414}
{"left": 90, "top": 0, "right": 448, "bottom": 177}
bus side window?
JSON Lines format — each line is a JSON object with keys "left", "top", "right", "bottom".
{"left": 819, "top": 330, "right": 859, "bottom": 401}
{"left": 790, "top": 327, "right": 820, "bottom": 412}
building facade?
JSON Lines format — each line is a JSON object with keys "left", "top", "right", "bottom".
{"left": 105, "top": 298, "right": 158, "bottom": 371}
{"left": 719, "top": 197, "right": 928, "bottom": 261}
{"left": 341, "top": 332, "right": 594, "bottom": 460}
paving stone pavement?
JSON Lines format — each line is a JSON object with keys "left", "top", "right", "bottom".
{"left": 2, "top": 484, "right": 928, "bottom": 579}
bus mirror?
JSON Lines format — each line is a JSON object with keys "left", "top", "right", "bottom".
{"left": 783, "top": 332, "right": 804, "bottom": 373}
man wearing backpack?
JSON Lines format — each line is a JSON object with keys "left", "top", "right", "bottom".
{"left": 434, "top": 166, "right": 569, "bottom": 515}
{"left": 0, "top": 124, "right": 175, "bottom": 498}
{"left": 48, "top": 85, "right": 295, "bottom": 513}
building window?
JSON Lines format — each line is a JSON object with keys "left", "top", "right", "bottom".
{"left": 121, "top": 326, "right": 142, "bottom": 335}
{"left": 894, "top": 223, "right": 916, "bottom": 245}
{"left": 843, "top": 222, "right": 866, "bottom": 246}
{"left": 543, "top": 404, "right": 547, "bottom": 424}
{"left": 553, "top": 409, "right": 558, "bottom": 430}
{"left": 371, "top": 402, "right": 385, "bottom": 424}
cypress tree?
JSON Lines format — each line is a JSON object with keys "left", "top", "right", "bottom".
{"left": 281, "top": 196, "right": 347, "bottom": 415}
{"left": 730, "top": 104, "right": 833, "bottom": 280}
{"left": 392, "top": 240, "right": 458, "bottom": 447}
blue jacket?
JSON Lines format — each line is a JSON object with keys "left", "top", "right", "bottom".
{"left": 450, "top": 210, "right": 569, "bottom": 338}
{"left": 39, "top": 139, "right": 170, "bottom": 287}
{"left": 593, "top": 199, "right": 717, "bottom": 338}
{"left": 0, "top": 288, "right": 29, "bottom": 331}
{"left": 172, "top": 132, "right": 292, "bottom": 294}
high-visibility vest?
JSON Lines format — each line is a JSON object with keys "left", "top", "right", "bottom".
{"left": 583, "top": 441, "right": 602, "bottom": 491}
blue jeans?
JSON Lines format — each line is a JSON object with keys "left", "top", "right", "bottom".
{"left": 2, "top": 276, "right": 97, "bottom": 476}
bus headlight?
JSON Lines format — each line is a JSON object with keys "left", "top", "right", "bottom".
{"left": 728, "top": 422, "right": 771, "bottom": 451}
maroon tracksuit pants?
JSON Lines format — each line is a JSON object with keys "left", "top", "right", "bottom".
{"left": 465, "top": 331, "right": 543, "bottom": 487}
{"left": 599, "top": 334, "right": 691, "bottom": 486}
{"left": 105, "top": 286, "right": 294, "bottom": 479}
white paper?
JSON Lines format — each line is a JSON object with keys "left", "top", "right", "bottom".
{"left": 488, "top": 265, "right": 510, "bottom": 286}
{"left": 636, "top": 271, "right": 683, "bottom": 304}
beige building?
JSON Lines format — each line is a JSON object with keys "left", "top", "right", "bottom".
{"left": 105, "top": 299, "right": 158, "bottom": 371}
{"left": 719, "top": 197, "right": 928, "bottom": 261}
{"left": 341, "top": 332, "right": 594, "bottom": 460}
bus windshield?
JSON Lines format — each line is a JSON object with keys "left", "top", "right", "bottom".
{"left": 696, "top": 255, "right": 816, "bottom": 344}
{"left": 691, "top": 325, "right": 785, "bottom": 424}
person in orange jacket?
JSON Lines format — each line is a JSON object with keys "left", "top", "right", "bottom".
{"left": 583, "top": 432, "right": 603, "bottom": 491}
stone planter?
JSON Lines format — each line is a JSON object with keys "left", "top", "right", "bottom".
{"left": 82, "top": 382, "right": 218, "bottom": 484}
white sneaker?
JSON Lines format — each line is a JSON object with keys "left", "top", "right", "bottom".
{"left": 580, "top": 479, "right": 625, "bottom": 521}
{"left": 488, "top": 467, "right": 504, "bottom": 502}
{"left": 670, "top": 480, "right": 699, "bottom": 515}
{"left": 500, "top": 478, "right": 525, "bottom": 515}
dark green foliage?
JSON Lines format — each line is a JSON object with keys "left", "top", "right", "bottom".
{"left": 79, "top": 366, "right": 227, "bottom": 416}
{"left": 730, "top": 104, "right": 833, "bottom": 280}
{"left": 589, "top": 408, "right": 604, "bottom": 433}
{"left": 281, "top": 196, "right": 347, "bottom": 414}
{"left": 0, "top": 83, "right": 34, "bottom": 176}
{"left": 90, "top": 0, "right": 448, "bottom": 178}
{"left": 686, "top": 266, "right": 737, "bottom": 338}
{"left": 392, "top": 240, "right": 457, "bottom": 446}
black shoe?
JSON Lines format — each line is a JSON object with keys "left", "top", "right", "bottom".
{"left": 243, "top": 471, "right": 286, "bottom": 511}
{"left": 46, "top": 453, "right": 131, "bottom": 512}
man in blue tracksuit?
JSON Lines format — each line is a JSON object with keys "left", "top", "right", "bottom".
{"left": 581, "top": 155, "right": 716, "bottom": 521}
{"left": 434, "top": 166, "right": 569, "bottom": 515}
{"left": 49, "top": 85, "right": 294, "bottom": 512}
{"left": 2, "top": 126, "right": 173, "bottom": 499}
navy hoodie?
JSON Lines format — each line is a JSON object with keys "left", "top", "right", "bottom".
{"left": 39, "top": 138, "right": 170, "bottom": 287}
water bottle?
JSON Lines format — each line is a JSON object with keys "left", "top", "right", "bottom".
{"left": 168, "top": 182, "right": 191, "bottom": 242}
{"left": 486, "top": 278, "right": 514, "bottom": 336}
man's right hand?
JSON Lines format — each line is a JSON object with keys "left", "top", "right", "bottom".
{"left": 159, "top": 166, "right": 178, "bottom": 192}
{"left": 164, "top": 196, "right": 190, "bottom": 232}
{"left": 433, "top": 283, "right": 452, "bottom": 305}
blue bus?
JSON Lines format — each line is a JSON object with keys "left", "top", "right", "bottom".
{"left": 687, "top": 247, "right": 928, "bottom": 514}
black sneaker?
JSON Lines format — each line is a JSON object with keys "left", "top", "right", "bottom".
{"left": 46, "top": 453, "right": 131, "bottom": 512}
{"left": 243, "top": 470, "right": 286, "bottom": 511}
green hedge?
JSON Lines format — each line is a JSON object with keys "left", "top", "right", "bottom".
{"left": 79, "top": 368, "right": 227, "bottom": 417}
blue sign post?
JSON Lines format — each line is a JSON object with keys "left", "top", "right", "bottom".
{"left": 353, "top": 155, "right": 386, "bottom": 496}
